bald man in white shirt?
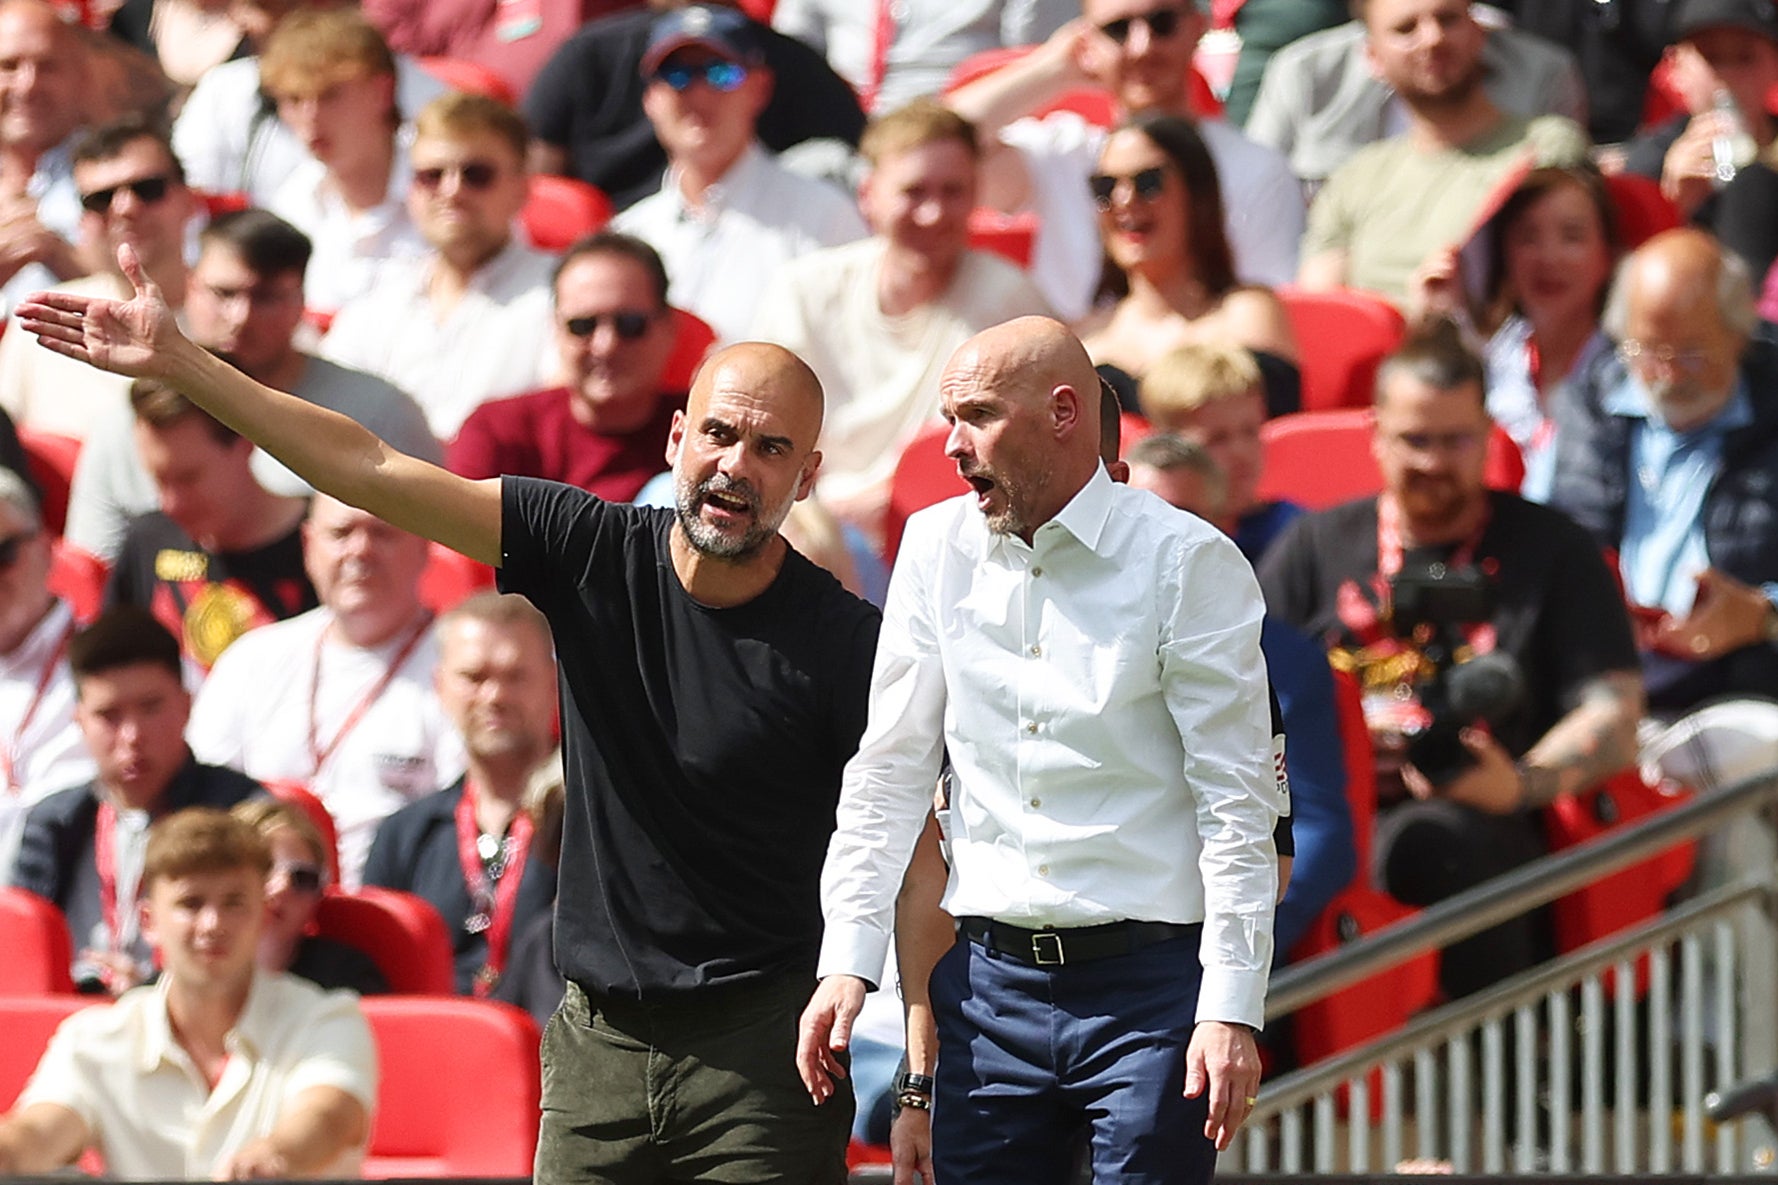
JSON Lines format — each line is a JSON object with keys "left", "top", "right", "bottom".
{"left": 798, "top": 316, "right": 1280, "bottom": 1185}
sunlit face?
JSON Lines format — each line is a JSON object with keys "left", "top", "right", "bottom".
{"left": 141, "top": 865, "right": 263, "bottom": 990}
{"left": 1669, "top": 28, "right": 1778, "bottom": 124}
{"left": 408, "top": 127, "right": 528, "bottom": 264}
{"left": 1372, "top": 372, "right": 1492, "bottom": 534}
{"left": 1163, "top": 388, "right": 1266, "bottom": 517}
{"left": 75, "top": 662, "right": 193, "bottom": 807}
{"left": 641, "top": 47, "right": 771, "bottom": 173}
{"left": 861, "top": 137, "right": 977, "bottom": 271}
{"left": 1094, "top": 127, "right": 1186, "bottom": 279}
{"left": 939, "top": 348, "right": 1056, "bottom": 537}
{"left": 269, "top": 65, "right": 395, "bottom": 169}
{"left": 184, "top": 243, "right": 305, "bottom": 377}
{"left": 435, "top": 616, "right": 558, "bottom": 765}
{"left": 260, "top": 826, "right": 324, "bottom": 965}
{"left": 0, "top": 5, "right": 82, "bottom": 154}
{"left": 1078, "top": 0, "right": 1201, "bottom": 113}
{"left": 553, "top": 252, "right": 677, "bottom": 430}
{"left": 0, "top": 495, "right": 52, "bottom": 653}
{"left": 134, "top": 415, "right": 258, "bottom": 549}
{"left": 74, "top": 137, "right": 197, "bottom": 276}
{"left": 665, "top": 355, "right": 822, "bottom": 560}
{"left": 1620, "top": 276, "right": 1743, "bottom": 432}
{"left": 302, "top": 496, "right": 429, "bottom": 620}
{"left": 1501, "top": 182, "right": 1613, "bottom": 329}
{"left": 1363, "top": 0, "right": 1485, "bottom": 108}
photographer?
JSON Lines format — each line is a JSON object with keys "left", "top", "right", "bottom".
{"left": 1258, "top": 321, "right": 1644, "bottom": 998}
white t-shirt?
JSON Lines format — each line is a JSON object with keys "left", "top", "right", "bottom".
{"left": 999, "top": 112, "right": 1305, "bottom": 322}
{"left": 0, "top": 599, "right": 94, "bottom": 886}
{"left": 750, "top": 238, "right": 1052, "bottom": 511}
{"left": 612, "top": 142, "right": 868, "bottom": 344}
{"left": 188, "top": 606, "right": 465, "bottom": 889}
{"left": 321, "top": 240, "right": 559, "bottom": 439}
{"left": 18, "top": 971, "right": 377, "bottom": 1180}
{"left": 268, "top": 150, "right": 430, "bottom": 314}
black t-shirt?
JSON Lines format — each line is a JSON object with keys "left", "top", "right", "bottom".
{"left": 522, "top": 8, "right": 867, "bottom": 212}
{"left": 105, "top": 512, "right": 317, "bottom": 672}
{"left": 1256, "top": 493, "right": 1637, "bottom": 760}
{"left": 498, "top": 480, "right": 881, "bottom": 998}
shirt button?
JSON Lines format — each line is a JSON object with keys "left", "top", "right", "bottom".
{"left": 1025, "top": 721, "right": 1038, "bottom": 734}
{"left": 1029, "top": 644, "right": 1042, "bottom": 657}
{"left": 1037, "top": 864, "right": 1050, "bottom": 876}
{"left": 1030, "top": 797, "right": 1042, "bottom": 808}
{"left": 1031, "top": 566, "right": 1043, "bottom": 578}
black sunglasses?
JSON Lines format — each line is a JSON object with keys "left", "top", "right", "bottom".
{"left": 274, "top": 862, "right": 324, "bottom": 894}
{"left": 1088, "top": 165, "right": 1168, "bottom": 210}
{"left": 79, "top": 174, "right": 173, "bottom": 215}
{"left": 1098, "top": 6, "right": 1186, "bottom": 44}
{"left": 413, "top": 161, "right": 501, "bottom": 192}
{"left": 0, "top": 530, "right": 37, "bottom": 568}
{"left": 563, "top": 310, "right": 656, "bottom": 340}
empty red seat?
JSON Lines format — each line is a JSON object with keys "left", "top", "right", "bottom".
{"left": 0, "top": 887, "right": 76, "bottom": 993}
{"left": 0, "top": 995, "right": 95, "bottom": 1108}
{"left": 1276, "top": 287, "right": 1407, "bottom": 412}
{"left": 967, "top": 208, "right": 1038, "bottom": 269}
{"left": 416, "top": 57, "right": 517, "bottom": 106}
{"left": 18, "top": 428, "right": 80, "bottom": 537}
{"left": 358, "top": 996, "right": 541, "bottom": 1178}
{"left": 1256, "top": 408, "right": 1525, "bottom": 511}
{"left": 522, "top": 175, "right": 613, "bottom": 254}
{"left": 313, "top": 887, "right": 454, "bottom": 996}
{"left": 1604, "top": 172, "right": 1683, "bottom": 250}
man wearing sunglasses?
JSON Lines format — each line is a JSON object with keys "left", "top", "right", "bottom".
{"left": 448, "top": 232, "right": 684, "bottom": 501}
{"left": 322, "top": 93, "right": 557, "bottom": 441}
{"left": 612, "top": 4, "right": 866, "bottom": 344}
{"left": 0, "top": 114, "right": 198, "bottom": 442}
{"left": 1552, "top": 230, "right": 1778, "bottom": 719}
{"left": 944, "top": 0, "right": 1303, "bottom": 322}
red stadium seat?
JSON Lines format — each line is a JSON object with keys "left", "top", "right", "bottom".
{"left": 18, "top": 428, "right": 80, "bottom": 537}
{"left": 945, "top": 47, "right": 1118, "bottom": 126}
{"left": 735, "top": 0, "right": 775, "bottom": 19}
{"left": 47, "top": 541, "right": 107, "bottom": 623}
{"left": 522, "top": 175, "right": 613, "bottom": 254}
{"left": 417, "top": 543, "right": 494, "bottom": 614}
{"left": 260, "top": 781, "right": 342, "bottom": 888}
{"left": 662, "top": 307, "right": 718, "bottom": 392}
{"left": 967, "top": 207, "right": 1038, "bottom": 268}
{"left": 313, "top": 887, "right": 454, "bottom": 996}
{"left": 1604, "top": 172, "right": 1683, "bottom": 250}
{"left": 0, "top": 887, "right": 76, "bottom": 993}
{"left": 1275, "top": 287, "right": 1407, "bottom": 412}
{"left": 359, "top": 996, "right": 541, "bottom": 1178}
{"left": 416, "top": 57, "right": 518, "bottom": 106}
{"left": 0, "top": 994, "right": 96, "bottom": 1108}
{"left": 1256, "top": 409, "right": 1525, "bottom": 511}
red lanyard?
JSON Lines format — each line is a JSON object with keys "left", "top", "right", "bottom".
{"left": 861, "top": 0, "right": 894, "bottom": 113}
{"left": 305, "top": 614, "right": 432, "bottom": 777}
{"left": 94, "top": 800, "right": 143, "bottom": 955}
{"left": 1376, "top": 491, "right": 1490, "bottom": 579}
{"left": 0, "top": 620, "right": 73, "bottom": 795}
{"left": 453, "top": 780, "right": 534, "bottom": 997}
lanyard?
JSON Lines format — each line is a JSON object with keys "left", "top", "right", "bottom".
{"left": 0, "top": 619, "right": 73, "bottom": 795}
{"left": 861, "top": 0, "right": 894, "bottom": 113}
{"left": 95, "top": 800, "right": 148, "bottom": 955}
{"left": 453, "top": 780, "right": 534, "bottom": 997}
{"left": 1375, "top": 491, "right": 1490, "bottom": 580}
{"left": 305, "top": 614, "right": 432, "bottom": 777}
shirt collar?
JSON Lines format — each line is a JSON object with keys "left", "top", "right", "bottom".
{"left": 666, "top": 141, "right": 766, "bottom": 219}
{"left": 982, "top": 464, "right": 1115, "bottom": 559}
{"left": 139, "top": 968, "right": 269, "bottom": 1073}
{"left": 1603, "top": 371, "right": 1752, "bottom": 436}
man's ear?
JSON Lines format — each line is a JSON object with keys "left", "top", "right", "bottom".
{"left": 664, "top": 408, "right": 686, "bottom": 470}
{"left": 795, "top": 450, "right": 823, "bottom": 502}
{"left": 1050, "top": 383, "right": 1083, "bottom": 438}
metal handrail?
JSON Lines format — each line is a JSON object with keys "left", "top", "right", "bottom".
{"left": 1267, "top": 769, "right": 1778, "bottom": 1018}
{"left": 1255, "top": 879, "right": 1767, "bottom": 1114}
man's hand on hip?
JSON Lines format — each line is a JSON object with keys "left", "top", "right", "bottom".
{"left": 1184, "top": 1019, "right": 1262, "bottom": 1151}
{"left": 796, "top": 974, "right": 866, "bottom": 1103}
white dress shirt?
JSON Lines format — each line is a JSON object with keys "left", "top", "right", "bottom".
{"left": 817, "top": 467, "right": 1282, "bottom": 1027}
{"left": 611, "top": 141, "right": 867, "bottom": 344}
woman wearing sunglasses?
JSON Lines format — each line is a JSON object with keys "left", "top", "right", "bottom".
{"left": 234, "top": 798, "right": 388, "bottom": 995}
{"left": 1075, "top": 113, "right": 1299, "bottom": 415}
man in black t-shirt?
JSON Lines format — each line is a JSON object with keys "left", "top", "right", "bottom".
{"left": 17, "top": 260, "right": 879, "bottom": 1185}
{"left": 1257, "top": 322, "right": 1644, "bottom": 998}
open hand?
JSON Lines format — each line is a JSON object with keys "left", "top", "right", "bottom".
{"left": 795, "top": 974, "right": 865, "bottom": 1103}
{"left": 15, "top": 242, "right": 183, "bottom": 380}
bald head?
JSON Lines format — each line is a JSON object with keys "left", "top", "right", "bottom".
{"left": 689, "top": 341, "right": 825, "bottom": 446}
{"left": 1605, "top": 229, "right": 1754, "bottom": 432}
{"left": 939, "top": 317, "right": 1104, "bottom": 539}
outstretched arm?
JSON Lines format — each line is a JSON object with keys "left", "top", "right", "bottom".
{"left": 17, "top": 246, "right": 502, "bottom": 566}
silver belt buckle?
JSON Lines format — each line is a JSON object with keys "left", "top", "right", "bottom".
{"left": 1032, "top": 930, "right": 1064, "bottom": 966}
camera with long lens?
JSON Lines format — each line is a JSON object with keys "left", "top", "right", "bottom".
{"left": 1389, "top": 555, "right": 1526, "bottom": 788}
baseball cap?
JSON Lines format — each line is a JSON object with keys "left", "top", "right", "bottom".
{"left": 640, "top": 5, "right": 765, "bottom": 78}
{"left": 1673, "top": 0, "right": 1778, "bottom": 43}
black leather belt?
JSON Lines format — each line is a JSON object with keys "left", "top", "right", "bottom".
{"left": 958, "top": 916, "right": 1200, "bottom": 967}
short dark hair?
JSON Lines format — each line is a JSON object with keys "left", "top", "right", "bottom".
{"left": 553, "top": 231, "right": 670, "bottom": 310}
{"left": 130, "top": 375, "right": 240, "bottom": 447}
{"left": 199, "top": 208, "right": 312, "bottom": 283}
{"left": 1375, "top": 317, "right": 1486, "bottom": 407}
{"left": 69, "top": 605, "right": 183, "bottom": 687}
{"left": 1098, "top": 375, "right": 1123, "bottom": 465}
{"left": 72, "top": 113, "right": 185, "bottom": 183}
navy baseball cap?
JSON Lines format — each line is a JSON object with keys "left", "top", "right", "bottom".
{"left": 640, "top": 6, "right": 765, "bottom": 78}
{"left": 1673, "top": 0, "right": 1778, "bottom": 43}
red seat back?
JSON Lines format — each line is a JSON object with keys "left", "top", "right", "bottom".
{"left": 1330, "top": 669, "right": 1376, "bottom": 878}
{"left": 661, "top": 307, "right": 718, "bottom": 393}
{"left": 1276, "top": 287, "right": 1407, "bottom": 412}
{"left": 1603, "top": 172, "right": 1683, "bottom": 250}
{"left": 18, "top": 428, "right": 80, "bottom": 537}
{"left": 0, "top": 888, "right": 76, "bottom": 993}
{"left": 1257, "top": 409, "right": 1525, "bottom": 510}
{"left": 47, "top": 541, "right": 106, "bottom": 623}
{"left": 967, "top": 207, "right": 1038, "bottom": 268}
{"left": 313, "top": 887, "right": 455, "bottom": 996}
{"left": 358, "top": 996, "right": 541, "bottom": 1178}
{"left": 260, "top": 781, "right": 342, "bottom": 889}
{"left": 521, "top": 175, "right": 613, "bottom": 254}
{"left": 944, "top": 47, "right": 1120, "bottom": 126}
{"left": 0, "top": 995, "right": 96, "bottom": 1108}
{"left": 417, "top": 543, "right": 494, "bottom": 614}
{"left": 415, "top": 56, "right": 517, "bottom": 106}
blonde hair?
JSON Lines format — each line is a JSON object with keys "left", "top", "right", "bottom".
{"left": 233, "top": 798, "right": 329, "bottom": 874}
{"left": 144, "top": 808, "right": 271, "bottom": 889}
{"left": 1139, "top": 343, "right": 1264, "bottom": 429}
{"left": 414, "top": 92, "right": 530, "bottom": 164}
{"left": 860, "top": 97, "right": 978, "bottom": 167}
{"left": 259, "top": 8, "right": 395, "bottom": 99}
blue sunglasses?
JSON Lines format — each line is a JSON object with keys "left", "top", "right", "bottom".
{"left": 655, "top": 60, "right": 749, "bottom": 93}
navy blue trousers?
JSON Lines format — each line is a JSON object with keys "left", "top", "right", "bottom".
{"left": 928, "top": 927, "right": 1216, "bottom": 1185}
